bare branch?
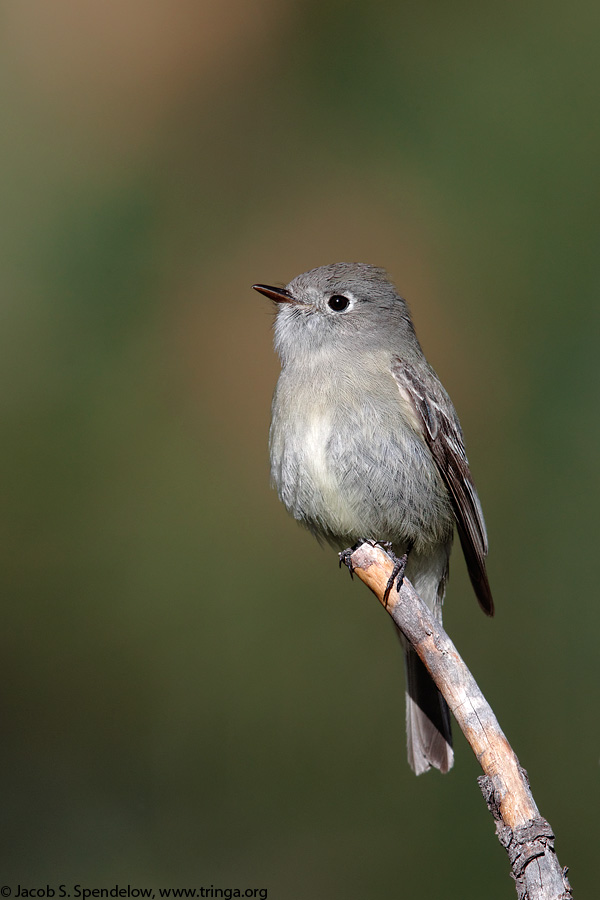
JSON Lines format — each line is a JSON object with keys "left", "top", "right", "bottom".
{"left": 346, "top": 541, "right": 572, "bottom": 900}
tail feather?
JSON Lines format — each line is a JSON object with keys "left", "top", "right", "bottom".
{"left": 404, "top": 643, "right": 453, "bottom": 775}
{"left": 398, "top": 541, "right": 454, "bottom": 774}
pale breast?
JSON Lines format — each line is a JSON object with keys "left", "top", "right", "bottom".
{"left": 269, "top": 360, "right": 454, "bottom": 550}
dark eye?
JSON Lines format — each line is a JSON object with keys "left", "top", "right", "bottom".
{"left": 328, "top": 294, "right": 350, "bottom": 311}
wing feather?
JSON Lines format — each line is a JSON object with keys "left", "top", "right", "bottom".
{"left": 392, "top": 359, "right": 494, "bottom": 616}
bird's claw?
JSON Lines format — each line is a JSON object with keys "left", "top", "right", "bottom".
{"left": 382, "top": 549, "right": 409, "bottom": 609}
{"left": 340, "top": 541, "right": 411, "bottom": 607}
{"left": 339, "top": 539, "right": 373, "bottom": 579}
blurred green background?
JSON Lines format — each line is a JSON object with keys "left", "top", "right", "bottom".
{"left": 1, "top": 1, "right": 598, "bottom": 896}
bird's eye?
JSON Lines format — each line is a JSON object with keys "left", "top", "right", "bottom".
{"left": 328, "top": 294, "right": 350, "bottom": 311}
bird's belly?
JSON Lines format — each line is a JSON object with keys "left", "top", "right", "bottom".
{"left": 270, "top": 404, "right": 453, "bottom": 550}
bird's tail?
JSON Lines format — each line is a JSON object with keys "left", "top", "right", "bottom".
{"left": 403, "top": 642, "right": 453, "bottom": 775}
{"left": 400, "top": 540, "right": 454, "bottom": 774}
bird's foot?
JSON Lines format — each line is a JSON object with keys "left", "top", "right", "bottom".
{"left": 339, "top": 539, "right": 373, "bottom": 579}
{"left": 340, "top": 541, "right": 410, "bottom": 607}
{"left": 382, "top": 548, "right": 409, "bottom": 609}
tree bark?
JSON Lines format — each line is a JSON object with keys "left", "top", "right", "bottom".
{"left": 344, "top": 541, "right": 572, "bottom": 900}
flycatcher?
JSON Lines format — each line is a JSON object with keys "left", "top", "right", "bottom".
{"left": 253, "top": 263, "right": 493, "bottom": 775}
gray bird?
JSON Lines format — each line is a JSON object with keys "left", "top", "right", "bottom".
{"left": 253, "top": 263, "right": 493, "bottom": 775}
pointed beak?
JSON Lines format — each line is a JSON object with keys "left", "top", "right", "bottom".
{"left": 252, "top": 283, "right": 296, "bottom": 304}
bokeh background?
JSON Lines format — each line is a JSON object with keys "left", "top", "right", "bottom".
{"left": 1, "top": 2, "right": 598, "bottom": 896}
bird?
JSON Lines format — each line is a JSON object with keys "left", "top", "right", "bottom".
{"left": 253, "top": 263, "right": 493, "bottom": 775}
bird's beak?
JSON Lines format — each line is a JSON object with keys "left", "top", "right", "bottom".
{"left": 252, "top": 284, "right": 296, "bottom": 304}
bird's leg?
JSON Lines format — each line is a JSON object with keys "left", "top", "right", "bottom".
{"left": 380, "top": 542, "right": 413, "bottom": 608}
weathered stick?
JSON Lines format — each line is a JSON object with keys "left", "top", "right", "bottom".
{"left": 346, "top": 541, "right": 572, "bottom": 900}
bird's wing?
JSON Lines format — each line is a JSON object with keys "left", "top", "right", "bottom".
{"left": 391, "top": 358, "right": 494, "bottom": 616}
